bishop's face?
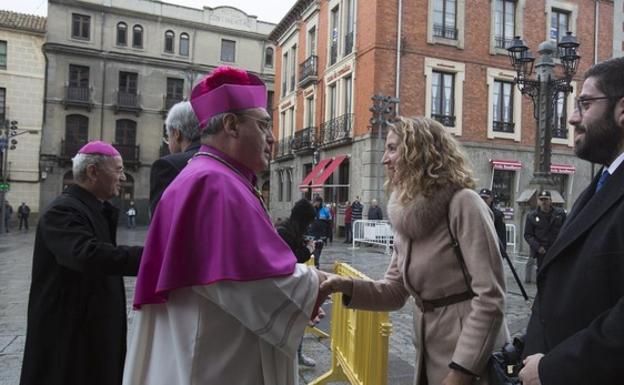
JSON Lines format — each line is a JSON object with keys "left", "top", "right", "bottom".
{"left": 236, "top": 108, "right": 274, "bottom": 173}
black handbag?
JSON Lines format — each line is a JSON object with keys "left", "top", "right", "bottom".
{"left": 445, "top": 207, "right": 524, "bottom": 385}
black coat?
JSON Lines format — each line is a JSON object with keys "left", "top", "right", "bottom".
{"left": 149, "top": 142, "right": 201, "bottom": 216}
{"left": 523, "top": 165, "right": 624, "bottom": 385}
{"left": 523, "top": 205, "right": 566, "bottom": 263}
{"left": 276, "top": 219, "right": 312, "bottom": 263}
{"left": 20, "top": 185, "right": 142, "bottom": 385}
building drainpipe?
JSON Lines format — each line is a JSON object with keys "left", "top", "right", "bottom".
{"left": 99, "top": 11, "right": 107, "bottom": 140}
{"left": 395, "top": 0, "right": 403, "bottom": 114}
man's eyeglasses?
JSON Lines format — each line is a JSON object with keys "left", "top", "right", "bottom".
{"left": 575, "top": 95, "right": 624, "bottom": 117}
{"left": 237, "top": 114, "right": 273, "bottom": 135}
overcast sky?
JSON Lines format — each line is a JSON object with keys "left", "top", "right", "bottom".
{"left": 2, "top": 0, "right": 294, "bottom": 23}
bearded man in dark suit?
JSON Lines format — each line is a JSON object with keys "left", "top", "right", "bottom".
{"left": 149, "top": 101, "right": 201, "bottom": 216}
{"left": 520, "top": 57, "right": 624, "bottom": 385}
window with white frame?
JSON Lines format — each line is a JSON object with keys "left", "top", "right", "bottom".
{"left": 221, "top": 39, "right": 236, "bottom": 62}
{"left": 329, "top": 6, "right": 340, "bottom": 65}
{"left": 277, "top": 170, "right": 284, "bottom": 202}
{"left": 285, "top": 169, "right": 293, "bottom": 202}
{"left": 343, "top": 76, "right": 352, "bottom": 116}
{"left": 486, "top": 68, "right": 521, "bottom": 141}
{"left": 424, "top": 58, "right": 465, "bottom": 135}
{"left": 328, "top": 83, "right": 338, "bottom": 121}
{"left": 431, "top": 71, "right": 455, "bottom": 128}
{"left": 289, "top": 45, "right": 297, "bottom": 92}
{"left": 308, "top": 27, "right": 317, "bottom": 56}
{"left": 553, "top": 91, "right": 568, "bottom": 139}
{"left": 72, "top": 13, "right": 90, "bottom": 40}
{"left": 265, "top": 47, "right": 274, "bottom": 67}
{"left": 305, "top": 95, "right": 315, "bottom": 128}
{"left": 433, "top": 0, "right": 457, "bottom": 39}
{"left": 179, "top": 33, "right": 189, "bottom": 56}
{"left": 344, "top": 0, "right": 354, "bottom": 55}
{"left": 550, "top": 8, "right": 570, "bottom": 42}
{"left": 164, "top": 30, "right": 175, "bottom": 53}
{"left": 494, "top": 0, "right": 516, "bottom": 49}
{"left": 281, "top": 52, "right": 288, "bottom": 97}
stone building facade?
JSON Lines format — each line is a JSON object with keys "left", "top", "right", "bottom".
{"left": 41, "top": 0, "right": 275, "bottom": 224}
{"left": 615, "top": 0, "right": 624, "bottom": 57}
{"left": 268, "top": 0, "right": 613, "bottom": 250}
{"left": 0, "top": 11, "right": 46, "bottom": 214}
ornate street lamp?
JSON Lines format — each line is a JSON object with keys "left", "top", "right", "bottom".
{"left": 506, "top": 33, "right": 580, "bottom": 198}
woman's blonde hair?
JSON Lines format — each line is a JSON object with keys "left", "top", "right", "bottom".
{"left": 385, "top": 116, "right": 476, "bottom": 204}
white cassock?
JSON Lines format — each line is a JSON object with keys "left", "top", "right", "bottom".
{"left": 123, "top": 264, "right": 319, "bottom": 385}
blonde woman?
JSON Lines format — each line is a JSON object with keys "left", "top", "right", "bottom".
{"left": 321, "top": 117, "right": 509, "bottom": 385}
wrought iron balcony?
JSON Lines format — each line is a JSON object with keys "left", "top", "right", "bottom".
{"left": 330, "top": 42, "right": 338, "bottom": 65}
{"left": 273, "top": 135, "right": 294, "bottom": 161}
{"left": 319, "top": 113, "right": 353, "bottom": 147}
{"left": 113, "top": 143, "right": 140, "bottom": 165}
{"left": 63, "top": 86, "right": 92, "bottom": 111}
{"left": 344, "top": 31, "right": 354, "bottom": 55}
{"left": 161, "top": 95, "right": 184, "bottom": 117}
{"left": 114, "top": 92, "right": 141, "bottom": 115}
{"left": 299, "top": 55, "right": 318, "bottom": 86}
{"left": 493, "top": 120, "right": 515, "bottom": 133}
{"left": 553, "top": 128, "right": 568, "bottom": 139}
{"left": 495, "top": 36, "right": 514, "bottom": 49}
{"left": 433, "top": 24, "right": 457, "bottom": 40}
{"left": 432, "top": 114, "right": 456, "bottom": 127}
{"left": 291, "top": 127, "right": 317, "bottom": 153}
{"left": 60, "top": 139, "right": 87, "bottom": 159}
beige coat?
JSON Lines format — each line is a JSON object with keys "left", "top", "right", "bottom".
{"left": 348, "top": 188, "right": 509, "bottom": 385}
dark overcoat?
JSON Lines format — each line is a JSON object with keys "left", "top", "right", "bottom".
{"left": 20, "top": 184, "right": 142, "bottom": 385}
{"left": 524, "top": 165, "right": 624, "bottom": 385}
{"left": 149, "top": 141, "right": 200, "bottom": 215}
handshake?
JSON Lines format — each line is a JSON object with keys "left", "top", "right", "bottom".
{"left": 313, "top": 269, "right": 354, "bottom": 305}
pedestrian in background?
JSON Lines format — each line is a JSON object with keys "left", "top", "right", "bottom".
{"left": 351, "top": 196, "right": 363, "bottom": 222}
{"left": 523, "top": 190, "right": 565, "bottom": 283}
{"left": 367, "top": 198, "right": 383, "bottom": 220}
{"left": 3, "top": 200, "right": 12, "bottom": 232}
{"left": 126, "top": 201, "right": 137, "bottom": 229}
{"left": 321, "top": 116, "right": 508, "bottom": 385}
{"left": 521, "top": 56, "right": 624, "bottom": 385}
{"left": 478, "top": 188, "right": 507, "bottom": 256}
{"left": 343, "top": 201, "right": 352, "bottom": 243}
{"left": 20, "top": 141, "right": 142, "bottom": 385}
{"left": 308, "top": 196, "right": 330, "bottom": 269}
{"left": 18, "top": 202, "right": 31, "bottom": 231}
{"left": 149, "top": 101, "right": 201, "bottom": 217}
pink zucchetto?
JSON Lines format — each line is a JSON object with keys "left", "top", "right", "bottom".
{"left": 77, "top": 141, "right": 121, "bottom": 157}
{"left": 190, "top": 66, "right": 267, "bottom": 129}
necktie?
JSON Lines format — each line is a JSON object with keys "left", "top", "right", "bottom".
{"left": 596, "top": 170, "right": 610, "bottom": 192}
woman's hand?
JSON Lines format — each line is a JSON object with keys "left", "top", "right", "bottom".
{"left": 319, "top": 274, "right": 354, "bottom": 299}
{"left": 441, "top": 369, "right": 474, "bottom": 385}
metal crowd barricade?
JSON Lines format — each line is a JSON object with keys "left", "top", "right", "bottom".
{"left": 352, "top": 220, "right": 394, "bottom": 254}
{"left": 310, "top": 262, "right": 392, "bottom": 385}
{"left": 505, "top": 223, "right": 517, "bottom": 255}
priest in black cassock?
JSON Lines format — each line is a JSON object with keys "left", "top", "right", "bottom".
{"left": 20, "top": 141, "right": 142, "bottom": 385}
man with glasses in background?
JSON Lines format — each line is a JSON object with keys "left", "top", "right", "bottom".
{"left": 124, "top": 67, "right": 328, "bottom": 385}
{"left": 149, "top": 101, "right": 201, "bottom": 216}
{"left": 520, "top": 57, "right": 624, "bottom": 385}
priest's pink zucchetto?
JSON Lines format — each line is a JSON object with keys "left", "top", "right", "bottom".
{"left": 190, "top": 66, "right": 267, "bottom": 129}
{"left": 77, "top": 141, "right": 121, "bottom": 157}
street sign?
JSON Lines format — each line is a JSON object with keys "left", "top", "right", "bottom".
{"left": 0, "top": 182, "right": 9, "bottom": 191}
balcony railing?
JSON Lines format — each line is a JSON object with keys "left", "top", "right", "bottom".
{"left": 433, "top": 24, "right": 457, "bottom": 40}
{"left": 113, "top": 143, "right": 140, "bottom": 164}
{"left": 60, "top": 139, "right": 88, "bottom": 159}
{"left": 319, "top": 113, "right": 353, "bottom": 146}
{"left": 432, "top": 113, "right": 456, "bottom": 127}
{"left": 495, "top": 36, "right": 514, "bottom": 49}
{"left": 64, "top": 86, "right": 92, "bottom": 110}
{"left": 273, "top": 135, "right": 294, "bottom": 161}
{"left": 493, "top": 121, "right": 515, "bottom": 133}
{"left": 553, "top": 128, "right": 568, "bottom": 139}
{"left": 330, "top": 42, "right": 338, "bottom": 65}
{"left": 115, "top": 91, "right": 141, "bottom": 115}
{"left": 344, "top": 31, "right": 354, "bottom": 55}
{"left": 299, "top": 55, "right": 318, "bottom": 86}
{"left": 291, "top": 127, "right": 317, "bottom": 153}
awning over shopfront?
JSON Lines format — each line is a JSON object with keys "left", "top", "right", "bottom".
{"left": 490, "top": 159, "right": 522, "bottom": 171}
{"left": 309, "top": 155, "right": 349, "bottom": 192}
{"left": 298, "top": 158, "right": 333, "bottom": 191}
{"left": 550, "top": 163, "right": 576, "bottom": 174}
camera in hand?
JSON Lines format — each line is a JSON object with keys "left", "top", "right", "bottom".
{"left": 489, "top": 335, "right": 524, "bottom": 385}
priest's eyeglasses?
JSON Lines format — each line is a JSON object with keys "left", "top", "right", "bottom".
{"left": 238, "top": 114, "right": 273, "bottom": 135}
{"left": 575, "top": 95, "right": 624, "bottom": 118}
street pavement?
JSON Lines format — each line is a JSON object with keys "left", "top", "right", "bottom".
{"left": 0, "top": 227, "right": 535, "bottom": 385}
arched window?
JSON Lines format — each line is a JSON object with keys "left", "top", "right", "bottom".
{"left": 179, "top": 33, "right": 189, "bottom": 56}
{"left": 65, "top": 114, "right": 89, "bottom": 156}
{"left": 116, "top": 22, "right": 127, "bottom": 46}
{"left": 265, "top": 47, "right": 274, "bottom": 67}
{"left": 164, "top": 30, "right": 174, "bottom": 53}
{"left": 132, "top": 25, "right": 143, "bottom": 48}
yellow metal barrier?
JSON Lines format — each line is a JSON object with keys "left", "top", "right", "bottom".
{"left": 309, "top": 262, "right": 392, "bottom": 385}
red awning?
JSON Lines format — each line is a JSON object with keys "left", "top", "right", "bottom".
{"left": 550, "top": 163, "right": 575, "bottom": 174}
{"left": 491, "top": 159, "right": 522, "bottom": 171}
{"left": 309, "top": 155, "right": 348, "bottom": 191}
{"left": 298, "top": 158, "right": 332, "bottom": 191}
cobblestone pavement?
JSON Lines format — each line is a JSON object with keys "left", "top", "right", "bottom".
{"left": 0, "top": 227, "right": 535, "bottom": 385}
